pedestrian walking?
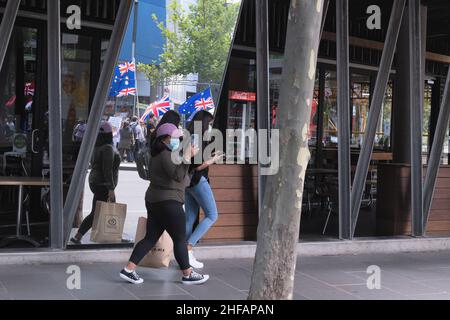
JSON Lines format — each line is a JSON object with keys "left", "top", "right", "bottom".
{"left": 185, "top": 111, "right": 224, "bottom": 268}
{"left": 70, "top": 121, "right": 121, "bottom": 244}
{"left": 120, "top": 123, "right": 209, "bottom": 285}
{"left": 130, "top": 116, "right": 146, "bottom": 161}
{"left": 118, "top": 121, "right": 134, "bottom": 162}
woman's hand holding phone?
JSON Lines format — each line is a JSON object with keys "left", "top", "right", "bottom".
{"left": 184, "top": 144, "right": 199, "bottom": 162}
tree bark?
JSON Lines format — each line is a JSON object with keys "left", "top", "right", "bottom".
{"left": 248, "top": 0, "right": 324, "bottom": 300}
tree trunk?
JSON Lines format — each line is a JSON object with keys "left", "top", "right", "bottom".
{"left": 248, "top": 0, "right": 324, "bottom": 300}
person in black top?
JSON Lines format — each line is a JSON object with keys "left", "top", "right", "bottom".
{"left": 70, "top": 121, "right": 121, "bottom": 244}
{"left": 184, "top": 110, "right": 224, "bottom": 269}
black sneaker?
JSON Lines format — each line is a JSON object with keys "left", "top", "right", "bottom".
{"left": 182, "top": 270, "right": 209, "bottom": 285}
{"left": 120, "top": 269, "right": 144, "bottom": 284}
{"left": 70, "top": 237, "right": 81, "bottom": 245}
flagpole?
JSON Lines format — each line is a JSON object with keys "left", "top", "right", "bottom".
{"left": 132, "top": 0, "right": 139, "bottom": 117}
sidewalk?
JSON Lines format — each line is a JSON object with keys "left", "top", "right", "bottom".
{"left": 2, "top": 251, "right": 450, "bottom": 300}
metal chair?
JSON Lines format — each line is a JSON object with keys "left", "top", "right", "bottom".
{"left": 322, "top": 177, "right": 339, "bottom": 235}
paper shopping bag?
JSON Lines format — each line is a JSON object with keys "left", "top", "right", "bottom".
{"left": 134, "top": 216, "right": 173, "bottom": 268}
{"left": 90, "top": 201, "right": 127, "bottom": 243}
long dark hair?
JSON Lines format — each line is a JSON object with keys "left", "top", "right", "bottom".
{"left": 156, "top": 110, "right": 181, "bottom": 129}
{"left": 151, "top": 135, "right": 170, "bottom": 157}
{"left": 149, "top": 110, "right": 181, "bottom": 146}
{"left": 187, "top": 110, "right": 213, "bottom": 135}
{"left": 95, "top": 132, "right": 113, "bottom": 147}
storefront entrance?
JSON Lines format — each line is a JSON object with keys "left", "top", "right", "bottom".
{"left": 0, "top": 18, "right": 108, "bottom": 248}
{"left": 0, "top": 23, "right": 50, "bottom": 246}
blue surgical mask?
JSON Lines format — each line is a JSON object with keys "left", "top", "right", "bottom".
{"left": 167, "top": 138, "right": 180, "bottom": 150}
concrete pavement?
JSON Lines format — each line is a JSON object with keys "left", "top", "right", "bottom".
{"left": 2, "top": 251, "right": 450, "bottom": 300}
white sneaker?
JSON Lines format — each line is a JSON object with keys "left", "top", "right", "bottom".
{"left": 188, "top": 250, "right": 204, "bottom": 269}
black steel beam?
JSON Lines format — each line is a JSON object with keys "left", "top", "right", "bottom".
{"left": 423, "top": 71, "right": 450, "bottom": 231}
{"left": 321, "top": 0, "right": 330, "bottom": 38}
{"left": 409, "top": 0, "right": 425, "bottom": 236}
{"left": 47, "top": 0, "right": 64, "bottom": 249}
{"left": 336, "top": 0, "right": 352, "bottom": 240}
{"left": 350, "top": 0, "right": 406, "bottom": 237}
{"left": 256, "top": 0, "right": 270, "bottom": 215}
{"left": 0, "top": 0, "right": 20, "bottom": 70}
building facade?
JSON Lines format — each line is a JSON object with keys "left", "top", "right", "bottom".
{"left": 1, "top": 0, "right": 450, "bottom": 251}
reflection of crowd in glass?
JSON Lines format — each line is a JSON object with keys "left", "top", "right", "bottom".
{"left": 115, "top": 115, "right": 158, "bottom": 163}
{"left": 72, "top": 114, "right": 159, "bottom": 163}
{"left": 0, "top": 116, "right": 16, "bottom": 144}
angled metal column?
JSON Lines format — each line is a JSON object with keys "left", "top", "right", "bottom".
{"left": 336, "top": 0, "right": 352, "bottom": 240}
{"left": 256, "top": 0, "right": 269, "bottom": 215}
{"left": 409, "top": 0, "right": 424, "bottom": 237}
{"left": 423, "top": 72, "right": 450, "bottom": 231}
{"left": 321, "top": 0, "right": 330, "bottom": 37}
{"left": 0, "top": 0, "right": 20, "bottom": 70}
{"left": 350, "top": 0, "right": 406, "bottom": 237}
{"left": 63, "top": 0, "right": 133, "bottom": 245}
{"left": 47, "top": 0, "right": 64, "bottom": 249}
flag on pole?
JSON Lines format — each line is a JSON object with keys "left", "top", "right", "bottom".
{"left": 140, "top": 95, "right": 172, "bottom": 121}
{"left": 109, "top": 59, "right": 137, "bottom": 97}
{"left": 117, "top": 87, "right": 137, "bottom": 97}
{"left": 179, "top": 87, "right": 215, "bottom": 117}
{"left": 118, "top": 60, "right": 136, "bottom": 75}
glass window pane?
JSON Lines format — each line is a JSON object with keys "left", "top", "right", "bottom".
{"left": 0, "top": 27, "right": 38, "bottom": 176}
{"left": 375, "top": 81, "right": 392, "bottom": 150}
{"left": 323, "top": 70, "right": 338, "bottom": 147}
{"left": 61, "top": 34, "right": 92, "bottom": 164}
{"left": 350, "top": 73, "right": 370, "bottom": 148}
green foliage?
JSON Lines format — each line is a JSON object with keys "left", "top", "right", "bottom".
{"left": 137, "top": 62, "right": 167, "bottom": 86}
{"left": 152, "top": 0, "right": 240, "bottom": 84}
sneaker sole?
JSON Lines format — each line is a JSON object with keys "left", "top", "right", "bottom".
{"left": 119, "top": 272, "right": 144, "bottom": 284}
{"left": 182, "top": 274, "right": 209, "bottom": 285}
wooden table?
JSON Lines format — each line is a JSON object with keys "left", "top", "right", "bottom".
{"left": 321, "top": 148, "right": 393, "bottom": 162}
{"left": 0, "top": 177, "right": 50, "bottom": 248}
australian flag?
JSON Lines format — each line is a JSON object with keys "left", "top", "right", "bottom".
{"left": 109, "top": 60, "right": 136, "bottom": 97}
{"left": 178, "top": 87, "right": 215, "bottom": 118}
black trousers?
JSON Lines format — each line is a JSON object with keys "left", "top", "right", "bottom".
{"left": 129, "top": 200, "right": 190, "bottom": 270}
{"left": 78, "top": 184, "right": 109, "bottom": 236}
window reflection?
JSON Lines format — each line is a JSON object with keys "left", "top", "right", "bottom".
{"left": 0, "top": 27, "right": 37, "bottom": 175}
{"left": 61, "top": 34, "right": 92, "bottom": 165}
{"left": 323, "top": 71, "right": 338, "bottom": 147}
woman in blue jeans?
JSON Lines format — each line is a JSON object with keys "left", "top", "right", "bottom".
{"left": 185, "top": 111, "right": 224, "bottom": 268}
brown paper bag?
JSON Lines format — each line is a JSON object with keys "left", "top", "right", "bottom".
{"left": 90, "top": 201, "right": 127, "bottom": 243}
{"left": 134, "top": 216, "right": 173, "bottom": 268}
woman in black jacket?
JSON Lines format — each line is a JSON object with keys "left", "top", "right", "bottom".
{"left": 70, "top": 121, "right": 121, "bottom": 244}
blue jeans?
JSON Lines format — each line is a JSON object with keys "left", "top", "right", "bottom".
{"left": 185, "top": 176, "right": 218, "bottom": 246}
